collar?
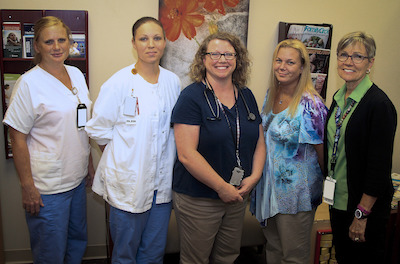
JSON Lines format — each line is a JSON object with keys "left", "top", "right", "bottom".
{"left": 334, "top": 75, "right": 373, "bottom": 107}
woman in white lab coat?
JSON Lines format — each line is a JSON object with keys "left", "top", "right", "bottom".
{"left": 85, "top": 16, "right": 180, "bottom": 263}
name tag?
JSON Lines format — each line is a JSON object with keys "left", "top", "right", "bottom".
{"left": 123, "top": 96, "right": 138, "bottom": 117}
{"left": 230, "top": 167, "right": 244, "bottom": 186}
{"left": 126, "top": 119, "right": 136, "bottom": 125}
{"left": 77, "top": 104, "right": 87, "bottom": 129}
{"left": 323, "top": 177, "right": 336, "bottom": 205}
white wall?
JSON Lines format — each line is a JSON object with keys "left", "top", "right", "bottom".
{"left": 0, "top": 0, "right": 399, "bottom": 262}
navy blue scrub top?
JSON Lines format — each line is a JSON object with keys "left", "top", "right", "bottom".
{"left": 171, "top": 82, "right": 261, "bottom": 199}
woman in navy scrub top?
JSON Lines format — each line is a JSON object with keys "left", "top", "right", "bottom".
{"left": 171, "top": 32, "right": 266, "bottom": 264}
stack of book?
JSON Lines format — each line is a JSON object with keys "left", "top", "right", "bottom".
{"left": 318, "top": 232, "right": 337, "bottom": 264}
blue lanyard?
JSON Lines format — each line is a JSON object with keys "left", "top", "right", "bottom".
{"left": 329, "top": 100, "right": 356, "bottom": 174}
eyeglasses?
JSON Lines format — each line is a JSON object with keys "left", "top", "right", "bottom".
{"left": 337, "top": 52, "right": 370, "bottom": 64}
{"left": 205, "top": 52, "right": 236, "bottom": 60}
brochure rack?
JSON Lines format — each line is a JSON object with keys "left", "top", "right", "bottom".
{"left": 0, "top": 9, "right": 89, "bottom": 158}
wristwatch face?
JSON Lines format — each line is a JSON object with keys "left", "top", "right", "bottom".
{"left": 355, "top": 209, "right": 364, "bottom": 219}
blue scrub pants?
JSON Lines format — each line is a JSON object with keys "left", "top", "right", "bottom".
{"left": 109, "top": 191, "right": 172, "bottom": 264}
{"left": 26, "top": 180, "right": 87, "bottom": 264}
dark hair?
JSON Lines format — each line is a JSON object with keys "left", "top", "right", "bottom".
{"left": 132, "top": 17, "right": 165, "bottom": 40}
{"left": 33, "top": 16, "right": 72, "bottom": 65}
{"left": 190, "top": 32, "right": 251, "bottom": 88}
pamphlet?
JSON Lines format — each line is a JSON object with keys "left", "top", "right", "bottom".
{"left": 69, "top": 34, "right": 86, "bottom": 57}
{"left": 308, "top": 48, "right": 330, "bottom": 74}
{"left": 23, "top": 35, "right": 35, "bottom": 58}
{"left": 286, "top": 24, "right": 330, "bottom": 49}
{"left": 2, "top": 22, "right": 22, "bottom": 58}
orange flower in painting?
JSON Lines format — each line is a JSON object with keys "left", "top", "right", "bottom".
{"left": 160, "top": 0, "right": 205, "bottom": 42}
{"left": 201, "top": 0, "right": 240, "bottom": 15}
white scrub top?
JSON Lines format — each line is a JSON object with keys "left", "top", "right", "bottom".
{"left": 3, "top": 65, "right": 92, "bottom": 194}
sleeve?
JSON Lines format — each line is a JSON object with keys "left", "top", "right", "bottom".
{"left": 171, "top": 85, "right": 203, "bottom": 126}
{"left": 299, "top": 95, "right": 328, "bottom": 145}
{"left": 364, "top": 98, "right": 397, "bottom": 197}
{"left": 2, "top": 78, "right": 35, "bottom": 134}
{"left": 85, "top": 80, "right": 122, "bottom": 146}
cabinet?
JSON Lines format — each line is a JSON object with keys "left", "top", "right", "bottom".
{"left": 278, "top": 22, "right": 333, "bottom": 100}
{"left": 0, "top": 9, "right": 89, "bottom": 158}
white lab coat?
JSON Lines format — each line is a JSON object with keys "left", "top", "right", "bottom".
{"left": 86, "top": 64, "right": 181, "bottom": 213}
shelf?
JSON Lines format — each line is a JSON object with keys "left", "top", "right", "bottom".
{"left": 3, "top": 57, "right": 87, "bottom": 62}
{"left": 1, "top": 9, "right": 89, "bottom": 159}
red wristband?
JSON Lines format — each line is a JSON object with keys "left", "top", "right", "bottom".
{"left": 357, "top": 204, "right": 371, "bottom": 215}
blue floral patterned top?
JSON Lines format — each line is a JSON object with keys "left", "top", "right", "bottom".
{"left": 251, "top": 92, "right": 327, "bottom": 225}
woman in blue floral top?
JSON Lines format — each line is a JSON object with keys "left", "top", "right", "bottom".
{"left": 251, "top": 39, "right": 327, "bottom": 263}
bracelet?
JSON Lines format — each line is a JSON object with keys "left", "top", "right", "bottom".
{"left": 357, "top": 204, "right": 371, "bottom": 216}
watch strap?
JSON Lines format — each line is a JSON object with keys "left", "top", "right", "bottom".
{"left": 357, "top": 204, "right": 371, "bottom": 216}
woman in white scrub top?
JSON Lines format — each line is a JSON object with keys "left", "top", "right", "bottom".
{"left": 3, "top": 16, "right": 93, "bottom": 263}
{"left": 85, "top": 16, "right": 181, "bottom": 263}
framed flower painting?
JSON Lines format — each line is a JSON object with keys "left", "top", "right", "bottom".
{"left": 159, "top": 0, "right": 250, "bottom": 88}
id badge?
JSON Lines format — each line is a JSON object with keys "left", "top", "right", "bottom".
{"left": 323, "top": 177, "right": 336, "bottom": 205}
{"left": 230, "top": 167, "right": 244, "bottom": 186}
{"left": 123, "top": 96, "right": 138, "bottom": 117}
{"left": 77, "top": 104, "right": 87, "bottom": 129}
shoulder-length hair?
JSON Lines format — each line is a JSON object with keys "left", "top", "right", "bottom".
{"left": 263, "top": 39, "right": 322, "bottom": 116}
{"left": 189, "top": 32, "right": 251, "bottom": 88}
{"left": 33, "top": 16, "right": 72, "bottom": 65}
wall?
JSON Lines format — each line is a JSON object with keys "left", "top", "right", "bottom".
{"left": 0, "top": 0, "right": 399, "bottom": 262}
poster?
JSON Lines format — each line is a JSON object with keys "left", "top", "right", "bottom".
{"left": 159, "top": 0, "right": 250, "bottom": 88}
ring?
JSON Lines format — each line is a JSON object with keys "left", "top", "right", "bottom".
{"left": 354, "top": 237, "right": 360, "bottom": 242}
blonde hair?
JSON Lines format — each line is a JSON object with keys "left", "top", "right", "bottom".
{"left": 33, "top": 16, "right": 72, "bottom": 65}
{"left": 189, "top": 32, "right": 251, "bottom": 88}
{"left": 337, "top": 31, "right": 376, "bottom": 60}
{"left": 263, "top": 39, "right": 322, "bottom": 116}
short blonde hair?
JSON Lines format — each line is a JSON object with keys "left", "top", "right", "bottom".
{"left": 337, "top": 31, "right": 376, "bottom": 60}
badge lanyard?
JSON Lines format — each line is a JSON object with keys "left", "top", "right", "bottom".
{"left": 217, "top": 94, "right": 242, "bottom": 168}
{"left": 329, "top": 100, "right": 356, "bottom": 175}
{"left": 205, "top": 79, "right": 242, "bottom": 168}
{"left": 323, "top": 99, "right": 356, "bottom": 205}
{"left": 69, "top": 87, "right": 87, "bottom": 129}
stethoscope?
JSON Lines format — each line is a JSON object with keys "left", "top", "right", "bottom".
{"left": 203, "top": 80, "right": 256, "bottom": 121}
